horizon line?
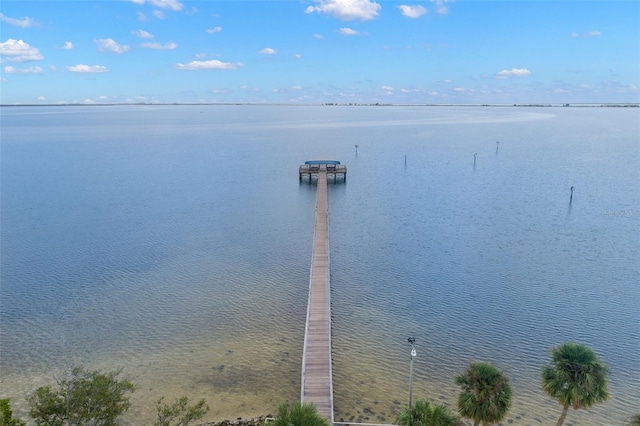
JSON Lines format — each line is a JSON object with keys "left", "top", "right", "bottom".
{"left": 2, "top": 102, "right": 639, "bottom": 108}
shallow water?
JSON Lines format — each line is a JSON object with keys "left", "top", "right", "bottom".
{"left": 1, "top": 105, "right": 638, "bottom": 425}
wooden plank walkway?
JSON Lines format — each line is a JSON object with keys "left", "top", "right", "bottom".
{"left": 301, "top": 168, "right": 334, "bottom": 422}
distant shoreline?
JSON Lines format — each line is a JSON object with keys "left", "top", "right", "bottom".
{"left": 1, "top": 102, "right": 638, "bottom": 108}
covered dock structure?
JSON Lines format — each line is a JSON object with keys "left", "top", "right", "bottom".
{"left": 299, "top": 160, "right": 347, "bottom": 183}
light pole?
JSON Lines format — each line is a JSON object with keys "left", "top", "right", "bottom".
{"left": 408, "top": 337, "right": 416, "bottom": 408}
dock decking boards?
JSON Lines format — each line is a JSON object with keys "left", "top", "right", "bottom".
{"left": 301, "top": 169, "right": 334, "bottom": 422}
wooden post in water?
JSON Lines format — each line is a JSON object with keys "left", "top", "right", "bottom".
{"left": 474, "top": 153, "right": 477, "bottom": 169}
{"left": 496, "top": 140, "right": 500, "bottom": 154}
{"left": 355, "top": 144, "right": 358, "bottom": 156}
{"left": 570, "top": 186, "right": 574, "bottom": 204}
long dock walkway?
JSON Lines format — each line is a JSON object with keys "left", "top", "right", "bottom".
{"left": 301, "top": 168, "right": 334, "bottom": 422}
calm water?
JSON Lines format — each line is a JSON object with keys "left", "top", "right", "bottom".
{"left": 1, "top": 105, "right": 638, "bottom": 425}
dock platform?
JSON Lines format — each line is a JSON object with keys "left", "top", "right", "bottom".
{"left": 300, "top": 160, "right": 346, "bottom": 183}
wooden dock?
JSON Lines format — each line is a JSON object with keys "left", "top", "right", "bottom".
{"left": 301, "top": 168, "right": 334, "bottom": 422}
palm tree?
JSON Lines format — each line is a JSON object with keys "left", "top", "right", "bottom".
{"left": 396, "top": 399, "right": 462, "bottom": 426}
{"left": 541, "top": 342, "right": 609, "bottom": 426}
{"left": 270, "top": 402, "right": 329, "bottom": 426}
{"left": 455, "top": 362, "right": 512, "bottom": 426}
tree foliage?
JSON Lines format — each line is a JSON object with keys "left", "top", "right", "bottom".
{"left": 541, "top": 342, "right": 609, "bottom": 426}
{"left": 396, "top": 399, "right": 462, "bottom": 426}
{"left": 28, "top": 367, "right": 135, "bottom": 426}
{"left": 0, "top": 399, "right": 26, "bottom": 426}
{"left": 154, "top": 396, "right": 209, "bottom": 426}
{"left": 28, "top": 386, "right": 68, "bottom": 426}
{"left": 629, "top": 414, "right": 640, "bottom": 426}
{"left": 270, "top": 402, "right": 329, "bottom": 426}
{"left": 455, "top": 362, "right": 512, "bottom": 426}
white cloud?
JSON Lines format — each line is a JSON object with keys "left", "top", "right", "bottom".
{"left": 152, "top": 0, "right": 183, "bottom": 10}
{"left": 313, "top": 33, "right": 325, "bottom": 40}
{"left": 37, "top": 96, "right": 46, "bottom": 101}
{"left": 95, "top": 38, "right": 130, "bottom": 54}
{"left": 305, "top": 0, "right": 381, "bottom": 21}
{"left": 137, "top": 12, "right": 149, "bottom": 21}
{"left": 207, "top": 26, "right": 222, "bottom": 34}
{"left": 608, "top": 82, "right": 639, "bottom": 94}
{"left": 175, "top": 60, "right": 243, "bottom": 70}
{"left": 381, "top": 85, "right": 394, "bottom": 91}
{"left": 338, "top": 27, "right": 360, "bottom": 36}
{"left": 497, "top": 68, "right": 532, "bottom": 78}
{"left": 153, "top": 10, "right": 166, "bottom": 19}
{"left": 133, "top": 30, "right": 154, "bottom": 39}
{"left": 131, "top": 0, "right": 184, "bottom": 11}
{"left": 62, "top": 42, "right": 74, "bottom": 50}
{"left": 67, "top": 64, "right": 109, "bottom": 73}
{"left": 571, "top": 30, "right": 602, "bottom": 38}
{"left": 430, "top": 0, "right": 453, "bottom": 15}
{"left": 259, "top": 47, "right": 277, "bottom": 54}
{"left": 194, "top": 53, "right": 207, "bottom": 59}
{"left": 4, "top": 65, "right": 43, "bottom": 74}
{"left": 0, "top": 13, "right": 38, "bottom": 28}
{"left": 141, "top": 42, "right": 177, "bottom": 50}
{"left": 294, "top": 54, "right": 303, "bottom": 59}
{"left": 0, "top": 39, "right": 44, "bottom": 62}
{"left": 399, "top": 5, "right": 427, "bottom": 18}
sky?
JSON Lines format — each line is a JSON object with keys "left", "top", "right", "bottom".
{"left": 0, "top": 0, "right": 638, "bottom": 105}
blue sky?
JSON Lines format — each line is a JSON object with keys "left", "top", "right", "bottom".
{"left": 1, "top": 0, "right": 638, "bottom": 104}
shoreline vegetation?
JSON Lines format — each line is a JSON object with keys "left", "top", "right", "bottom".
{"left": 4, "top": 343, "right": 634, "bottom": 426}
{"left": 200, "top": 415, "right": 273, "bottom": 426}
{"left": 1, "top": 102, "right": 638, "bottom": 108}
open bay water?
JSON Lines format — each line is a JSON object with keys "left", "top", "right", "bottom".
{"left": 1, "top": 105, "right": 638, "bottom": 425}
